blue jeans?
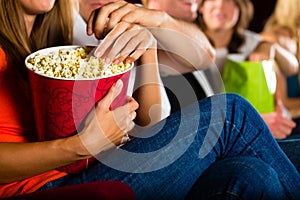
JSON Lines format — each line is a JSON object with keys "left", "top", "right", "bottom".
{"left": 278, "top": 138, "right": 300, "bottom": 172}
{"left": 40, "top": 94, "right": 300, "bottom": 199}
{"left": 186, "top": 156, "right": 286, "bottom": 199}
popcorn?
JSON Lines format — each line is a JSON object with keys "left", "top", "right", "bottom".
{"left": 26, "top": 47, "right": 132, "bottom": 79}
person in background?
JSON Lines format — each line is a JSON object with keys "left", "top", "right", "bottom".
{"left": 1, "top": 0, "right": 300, "bottom": 199}
{"left": 197, "top": 0, "right": 298, "bottom": 139}
{"left": 260, "top": 0, "right": 300, "bottom": 136}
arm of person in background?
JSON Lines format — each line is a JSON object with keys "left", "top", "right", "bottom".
{"left": 275, "top": 63, "right": 300, "bottom": 119}
{"left": 87, "top": 0, "right": 216, "bottom": 74}
{"left": 260, "top": 27, "right": 300, "bottom": 119}
{"left": 260, "top": 25, "right": 298, "bottom": 56}
{"left": 249, "top": 41, "right": 298, "bottom": 76}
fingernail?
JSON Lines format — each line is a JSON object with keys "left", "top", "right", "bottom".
{"left": 95, "top": 49, "right": 104, "bottom": 58}
{"left": 87, "top": 28, "right": 93, "bottom": 35}
{"left": 126, "top": 57, "right": 134, "bottom": 64}
{"left": 113, "top": 59, "right": 120, "bottom": 64}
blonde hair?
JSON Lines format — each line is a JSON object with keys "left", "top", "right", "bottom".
{"left": 264, "top": 0, "right": 300, "bottom": 37}
{"left": 264, "top": 0, "right": 300, "bottom": 61}
{"left": 264, "top": 0, "right": 300, "bottom": 54}
{"left": 0, "top": 0, "right": 74, "bottom": 78}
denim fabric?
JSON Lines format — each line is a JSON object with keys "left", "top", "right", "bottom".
{"left": 186, "top": 156, "right": 286, "bottom": 199}
{"left": 278, "top": 138, "right": 300, "bottom": 172}
{"left": 40, "top": 94, "right": 300, "bottom": 200}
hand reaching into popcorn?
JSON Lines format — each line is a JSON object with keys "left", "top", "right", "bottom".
{"left": 88, "top": 19, "right": 157, "bottom": 65}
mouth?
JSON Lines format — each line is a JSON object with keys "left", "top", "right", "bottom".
{"left": 214, "top": 12, "right": 227, "bottom": 20}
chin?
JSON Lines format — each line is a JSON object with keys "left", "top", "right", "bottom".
{"left": 40, "top": 1, "right": 56, "bottom": 11}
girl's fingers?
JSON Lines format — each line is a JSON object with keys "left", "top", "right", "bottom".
{"left": 125, "top": 120, "right": 135, "bottom": 133}
{"left": 130, "top": 111, "right": 137, "bottom": 121}
{"left": 95, "top": 23, "right": 156, "bottom": 63}
{"left": 112, "top": 100, "right": 138, "bottom": 133}
{"left": 127, "top": 97, "right": 139, "bottom": 113}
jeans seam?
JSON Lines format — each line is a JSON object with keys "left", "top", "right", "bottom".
{"left": 226, "top": 119, "right": 260, "bottom": 158}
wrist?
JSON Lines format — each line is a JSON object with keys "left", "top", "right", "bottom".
{"left": 77, "top": 125, "right": 117, "bottom": 157}
{"left": 63, "top": 134, "right": 92, "bottom": 160}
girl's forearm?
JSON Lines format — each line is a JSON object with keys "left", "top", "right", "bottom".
{"left": 0, "top": 135, "right": 88, "bottom": 184}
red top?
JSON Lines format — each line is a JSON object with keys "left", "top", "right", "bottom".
{"left": 0, "top": 48, "right": 67, "bottom": 198}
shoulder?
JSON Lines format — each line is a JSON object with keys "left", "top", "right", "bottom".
{"left": 274, "top": 26, "right": 294, "bottom": 38}
{"left": 267, "top": 25, "right": 293, "bottom": 38}
{"left": 238, "top": 30, "right": 262, "bottom": 56}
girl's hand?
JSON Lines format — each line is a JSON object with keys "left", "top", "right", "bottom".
{"left": 78, "top": 79, "right": 139, "bottom": 156}
{"left": 87, "top": 1, "right": 157, "bottom": 64}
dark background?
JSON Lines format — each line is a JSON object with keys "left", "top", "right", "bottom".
{"left": 249, "top": 0, "right": 277, "bottom": 33}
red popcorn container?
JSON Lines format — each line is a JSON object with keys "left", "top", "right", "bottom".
{"left": 25, "top": 46, "right": 133, "bottom": 173}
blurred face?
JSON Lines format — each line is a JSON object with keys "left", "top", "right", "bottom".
{"left": 199, "top": 0, "right": 239, "bottom": 31}
{"left": 79, "top": 0, "right": 118, "bottom": 21}
{"left": 20, "top": 0, "right": 56, "bottom": 15}
{"left": 155, "top": 0, "right": 202, "bottom": 22}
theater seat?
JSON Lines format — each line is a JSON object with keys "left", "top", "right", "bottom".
{"left": 2, "top": 181, "right": 136, "bottom": 200}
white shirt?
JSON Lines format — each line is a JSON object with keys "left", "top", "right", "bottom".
{"left": 73, "top": 11, "right": 100, "bottom": 46}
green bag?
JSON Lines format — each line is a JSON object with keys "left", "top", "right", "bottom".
{"left": 223, "top": 59, "right": 276, "bottom": 113}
